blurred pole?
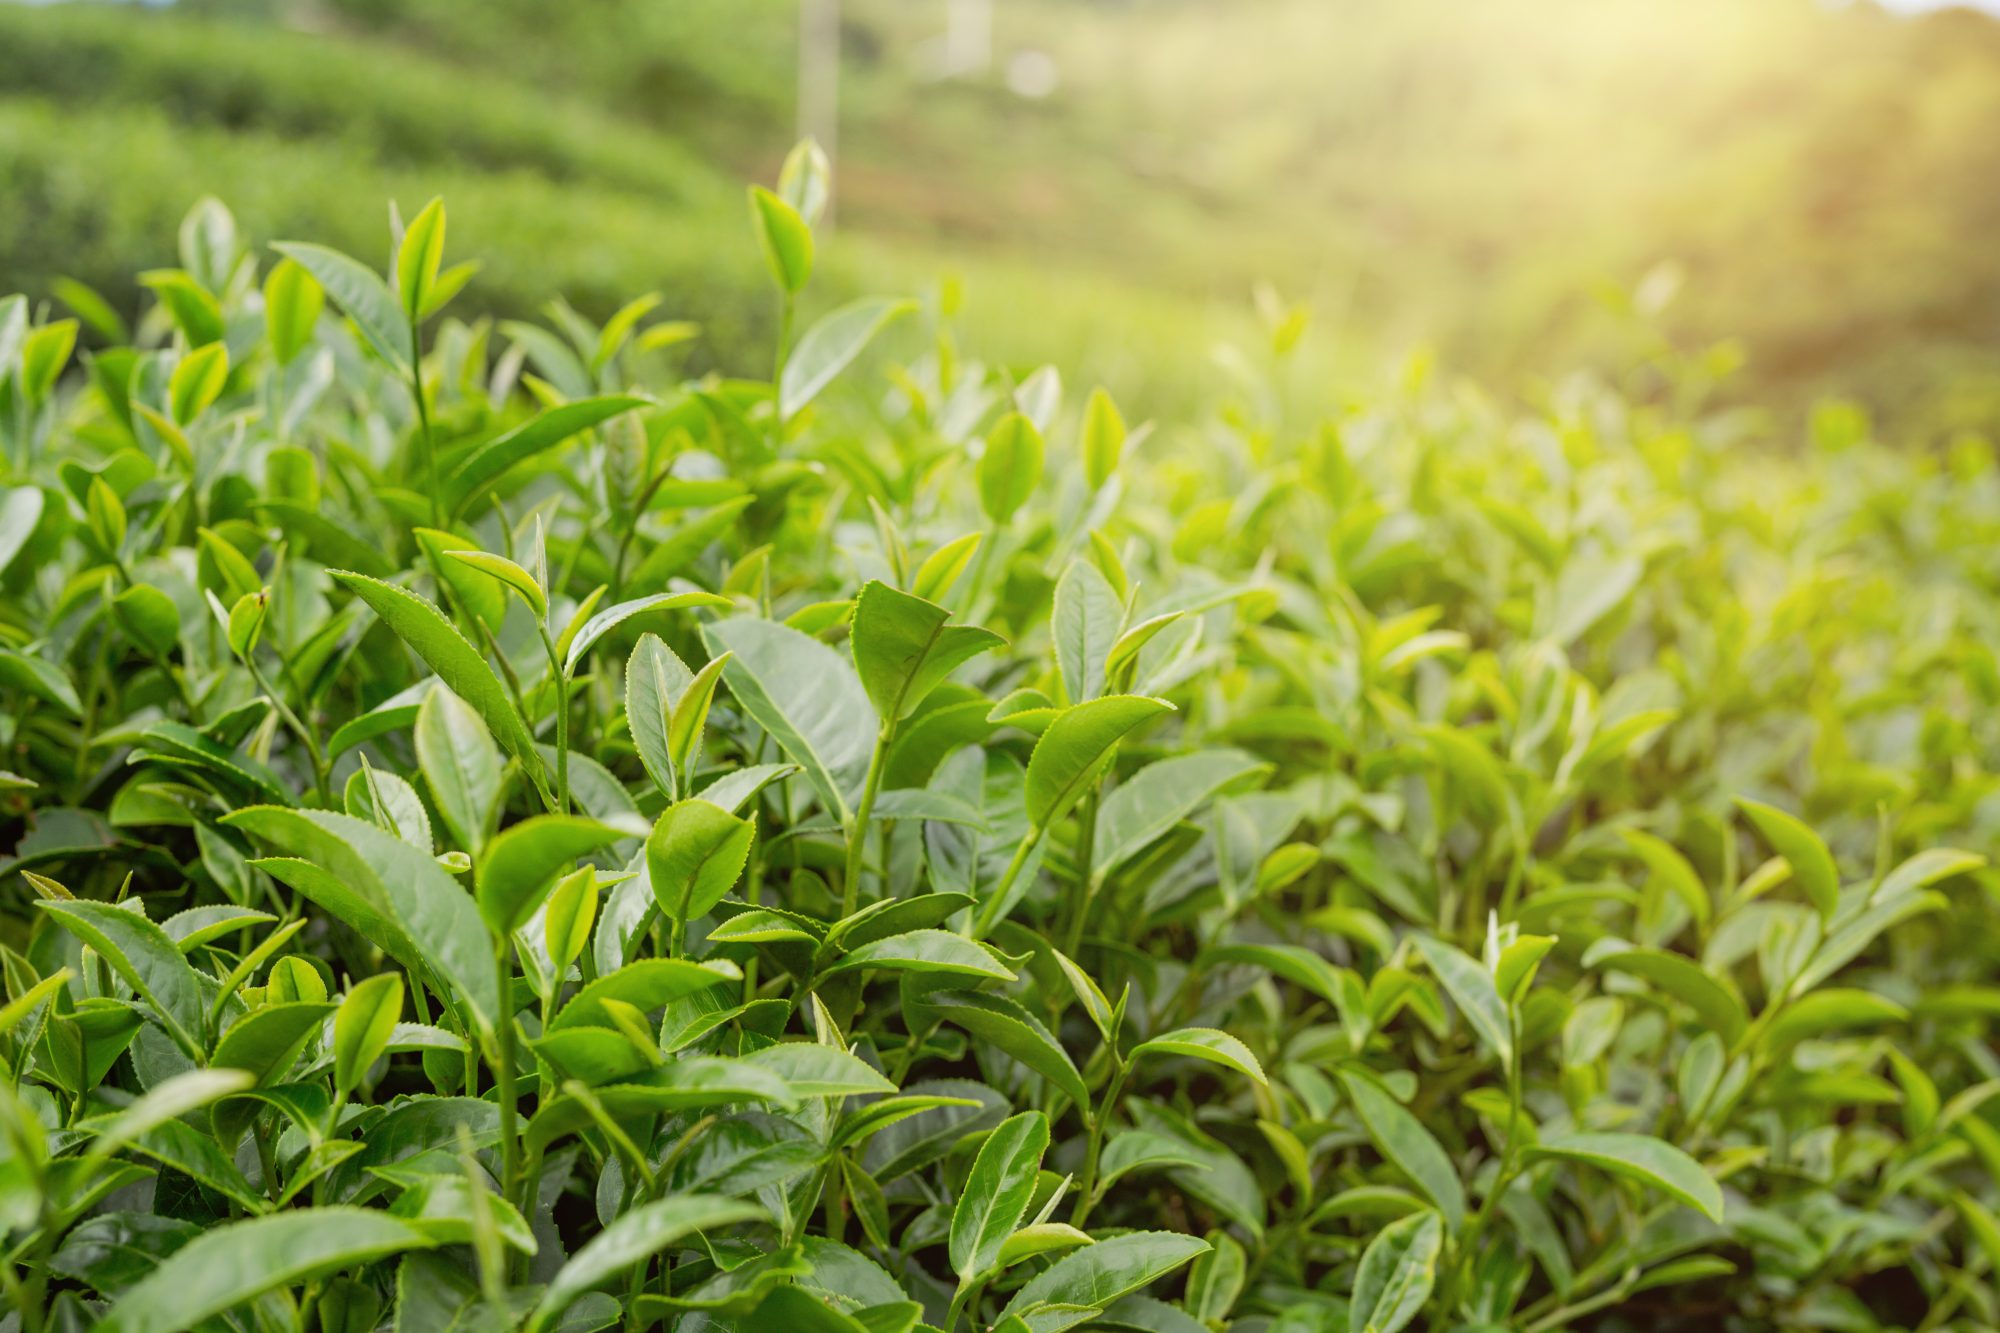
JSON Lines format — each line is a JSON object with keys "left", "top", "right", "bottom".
{"left": 798, "top": 0, "right": 839, "bottom": 226}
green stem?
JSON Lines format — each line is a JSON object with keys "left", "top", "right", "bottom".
{"left": 971, "top": 826, "right": 1042, "bottom": 938}
{"left": 1070, "top": 1057, "right": 1128, "bottom": 1229}
{"left": 773, "top": 292, "right": 796, "bottom": 384}
{"left": 843, "top": 725, "right": 892, "bottom": 918}
{"left": 1524, "top": 1274, "right": 1641, "bottom": 1333}
{"left": 945, "top": 1276, "right": 988, "bottom": 1333}
{"left": 247, "top": 657, "right": 329, "bottom": 805}
{"left": 409, "top": 320, "right": 439, "bottom": 527}
{"left": 610, "top": 467, "right": 675, "bottom": 602}
{"left": 491, "top": 932, "right": 522, "bottom": 1209}
{"left": 1445, "top": 1017, "right": 1525, "bottom": 1314}
{"left": 1063, "top": 791, "right": 1101, "bottom": 958}
{"left": 538, "top": 626, "right": 570, "bottom": 816}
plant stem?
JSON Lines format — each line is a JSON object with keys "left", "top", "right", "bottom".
{"left": 971, "top": 825, "right": 1042, "bottom": 938}
{"left": 843, "top": 724, "right": 892, "bottom": 917}
{"left": 1444, "top": 1015, "right": 1525, "bottom": 1314}
{"left": 408, "top": 321, "right": 439, "bottom": 527}
{"left": 491, "top": 932, "right": 522, "bottom": 1210}
{"left": 1070, "top": 1057, "right": 1127, "bottom": 1230}
{"left": 945, "top": 1276, "right": 988, "bottom": 1333}
{"left": 1063, "top": 791, "right": 1101, "bottom": 957}
{"left": 538, "top": 626, "right": 570, "bottom": 815}
{"left": 774, "top": 292, "right": 796, "bottom": 384}
{"left": 247, "top": 657, "right": 329, "bottom": 805}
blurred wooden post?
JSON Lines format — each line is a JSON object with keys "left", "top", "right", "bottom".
{"left": 798, "top": 0, "right": 839, "bottom": 225}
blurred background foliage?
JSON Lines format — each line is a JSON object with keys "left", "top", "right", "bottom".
{"left": 3, "top": 0, "right": 2000, "bottom": 430}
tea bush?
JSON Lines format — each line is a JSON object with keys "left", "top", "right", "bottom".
{"left": 1, "top": 148, "right": 1998, "bottom": 1333}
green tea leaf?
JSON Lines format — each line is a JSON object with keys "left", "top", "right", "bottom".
{"left": 1130, "top": 1027, "right": 1268, "bottom": 1087}
{"left": 477, "top": 815, "right": 625, "bottom": 936}
{"left": 749, "top": 186, "right": 814, "bottom": 294}
{"left": 332, "top": 572, "right": 549, "bottom": 805}
{"left": 706, "top": 616, "right": 875, "bottom": 822}
{"left": 1736, "top": 797, "right": 1840, "bottom": 923}
{"left": 851, "top": 580, "right": 1004, "bottom": 723}
{"left": 527, "top": 1196, "right": 765, "bottom": 1333}
{"left": 1525, "top": 1132, "right": 1724, "bottom": 1223}
{"left": 414, "top": 685, "right": 503, "bottom": 855}
{"left": 93, "top": 1207, "right": 434, "bottom": 1333}
{"left": 1411, "top": 935, "right": 1512, "bottom": 1067}
{"left": 1335, "top": 1069, "right": 1465, "bottom": 1231}
{"left": 272, "top": 241, "right": 409, "bottom": 370}
{"left": 825, "top": 929, "right": 1017, "bottom": 982}
{"left": 779, "top": 297, "right": 915, "bottom": 420}
{"left": 998, "top": 1231, "right": 1210, "bottom": 1326}
{"left": 647, "top": 800, "right": 756, "bottom": 931}
{"left": 951, "top": 1110, "right": 1051, "bottom": 1281}
{"left": 980, "top": 412, "right": 1045, "bottom": 526}
{"left": 1025, "top": 695, "right": 1175, "bottom": 829}
{"left": 37, "top": 899, "right": 205, "bottom": 1059}
{"left": 396, "top": 196, "right": 446, "bottom": 320}
{"left": 333, "top": 973, "right": 403, "bottom": 1096}
{"left": 1347, "top": 1209, "right": 1441, "bottom": 1333}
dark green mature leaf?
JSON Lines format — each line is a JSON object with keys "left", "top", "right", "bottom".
{"left": 1335, "top": 1069, "right": 1466, "bottom": 1231}
{"left": 92, "top": 1207, "right": 434, "bottom": 1333}
{"left": 998, "top": 1231, "right": 1210, "bottom": 1327}
{"left": 441, "top": 396, "right": 648, "bottom": 514}
{"left": 737, "top": 1044, "right": 895, "bottom": 1101}
{"left": 1130, "top": 1028, "right": 1268, "bottom": 1087}
{"left": 1347, "top": 1209, "right": 1441, "bottom": 1333}
{"left": 527, "top": 1196, "right": 765, "bottom": 1333}
{"left": 331, "top": 573, "right": 550, "bottom": 805}
{"left": 924, "top": 990, "right": 1089, "bottom": 1113}
{"left": 707, "top": 616, "right": 875, "bottom": 821}
{"left": 225, "top": 807, "right": 501, "bottom": 1047}
{"left": 1525, "top": 1132, "right": 1725, "bottom": 1223}
{"left": 37, "top": 900, "right": 205, "bottom": 1059}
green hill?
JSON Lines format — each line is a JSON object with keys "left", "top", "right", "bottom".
{"left": 5, "top": 0, "right": 2000, "bottom": 427}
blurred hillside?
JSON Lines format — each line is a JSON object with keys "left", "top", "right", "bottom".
{"left": 4, "top": 0, "right": 2000, "bottom": 429}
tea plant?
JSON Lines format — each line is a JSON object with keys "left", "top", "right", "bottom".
{"left": 2, "top": 145, "right": 1999, "bottom": 1333}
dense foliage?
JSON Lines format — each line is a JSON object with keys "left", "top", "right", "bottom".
{"left": 3, "top": 149, "right": 2000, "bottom": 1333}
